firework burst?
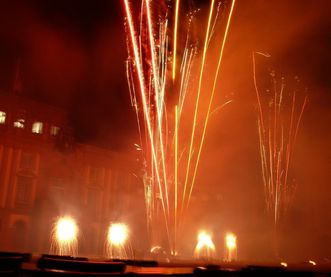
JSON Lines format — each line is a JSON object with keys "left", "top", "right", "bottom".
{"left": 194, "top": 230, "right": 216, "bottom": 259}
{"left": 123, "top": 0, "right": 236, "bottom": 254}
{"left": 252, "top": 52, "right": 308, "bottom": 227}
{"left": 106, "top": 223, "right": 132, "bottom": 259}
{"left": 51, "top": 216, "right": 78, "bottom": 256}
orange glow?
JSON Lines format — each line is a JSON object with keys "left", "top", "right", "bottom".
{"left": 107, "top": 223, "right": 128, "bottom": 246}
{"left": 172, "top": 0, "right": 180, "bottom": 80}
{"left": 309, "top": 260, "right": 316, "bottom": 266}
{"left": 194, "top": 230, "right": 216, "bottom": 259}
{"left": 52, "top": 216, "right": 78, "bottom": 256}
{"left": 124, "top": 0, "right": 236, "bottom": 254}
{"left": 187, "top": 0, "right": 236, "bottom": 208}
{"left": 182, "top": 0, "right": 215, "bottom": 217}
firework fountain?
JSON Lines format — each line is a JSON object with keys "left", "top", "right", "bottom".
{"left": 194, "top": 231, "right": 216, "bottom": 260}
{"left": 106, "top": 223, "right": 132, "bottom": 259}
{"left": 225, "top": 232, "right": 237, "bottom": 261}
{"left": 51, "top": 216, "right": 78, "bottom": 256}
{"left": 252, "top": 52, "right": 307, "bottom": 255}
{"left": 123, "top": 0, "right": 236, "bottom": 255}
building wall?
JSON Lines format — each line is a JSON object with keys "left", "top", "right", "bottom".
{"left": 0, "top": 93, "right": 143, "bottom": 256}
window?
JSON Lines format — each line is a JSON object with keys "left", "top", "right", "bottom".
{"left": 48, "top": 177, "right": 66, "bottom": 203}
{"left": 15, "top": 176, "right": 33, "bottom": 205}
{"left": 14, "top": 118, "right": 25, "bottom": 129}
{"left": 50, "top": 126, "right": 60, "bottom": 136}
{"left": 32, "top": 121, "right": 43, "bottom": 134}
{"left": 0, "top": 111, "right": 6, "bottom": 124}
{"left": 19, "top": 152, "right": 36, "bottom": 171}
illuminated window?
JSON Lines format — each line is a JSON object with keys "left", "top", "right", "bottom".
{"left": 14, "top": 118, "right": 25, "bottom": 129}
{"left": 50, "top": 126, "right": 60, "bottom": 136}
{"left": 32, "top": 122, "right": 43, "bottom": 134}
{"left": 0, "top": 111, "right": 6, "bottom": 124}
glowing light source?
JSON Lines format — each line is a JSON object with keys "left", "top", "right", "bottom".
{"left": 13, "top": 118, "right": 24, "bottom": 129}
{"left": 32, "top": 122, "right": 43, "bottom": 134}
{"left": 50, "top": 126, "right": 60, "bottom": 136}
{"left": 108, "top": 223, "right": 128, "bottom": 246}
{"left": 51, "top": 216, "right": 78, "bottom": 256}
{"left": 225, "top": 233, "right": 237, "bottom": 261}
{"left": 309, "top": 260, "right": 316, "bottom": 266}
{"left": 106, "top": 223, "right": 131, "bottom": 259}
{"left": 0, "top": 111, "right": 6, "bottom": 124}
{"left": 56, "top": 217, "right": 77, "bottom": 242}
{"left": 194, "top": 231, "right": 216, "bottom": 259}
{"left": 280, "top": 262, "right": 287, "bottom": 267}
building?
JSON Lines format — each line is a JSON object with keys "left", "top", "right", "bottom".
{"left": 0, "top": 91, "right": 145, "bottom": 257}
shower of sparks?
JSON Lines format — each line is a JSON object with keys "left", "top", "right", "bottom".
{"left": 124, "top": 0, "right": 236, "bottom": 254}
{"left": 194, "top": 231, "right": 216, "bottom": 259}
{"left": 225, "top": 233, "right": 237, "bottom": 261}
{"left": 252, "top": 52, "right": 308, "bottom": 227}
{"left": 106, "top": 223, "right": 132, "bottom": 259}
{"left": 51, "top": 216, "right": 78, "bottom": 256}
{"left": 172, "top": 0, "right": 180, "bottom": 80}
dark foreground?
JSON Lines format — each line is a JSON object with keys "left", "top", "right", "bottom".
{"left": 0, "top": 252, "right": 330, "bottom": 276}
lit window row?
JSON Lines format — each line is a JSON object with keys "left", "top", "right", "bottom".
{"left": 0, "top": 110, "right": 60, "bottom": 136}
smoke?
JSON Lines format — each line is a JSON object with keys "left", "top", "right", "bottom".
{"left": 0, "top": 0, "right": 330, "bottom": 260}
{"left": 187, "top": 0, "right": 331, "bottom": 261}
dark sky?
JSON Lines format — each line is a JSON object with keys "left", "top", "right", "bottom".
{"left": 0, "top": 0, "right": 330, "bottom": 149}
{"left": 1, "top": 0, "right": 331, "bottom": 259}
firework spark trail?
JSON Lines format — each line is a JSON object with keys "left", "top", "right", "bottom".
{"left": 127, "top": 61, "right": 144, "bottom": 150}
{"left": 145, "top": 0, "right": 170, "bottom": 217}
{"left": 124, "top": 0, "right": 170, "bottom": 241}
{"left": 172, "top": 0, "right": 180, "bottom": 80}
{"left": 124, "top": 0, "right": 236, "bottom": 253}
{"left": 174, "top": 105, "right": 178, "bottom": 254}
{"left": 186, "top": 0, "right": 236, "bottom": 210}
{"left": 252, "top": 52, "right": 307, "bottom": 226}
{"left": 181, "top": 0, "right": 215, "bottom": 218}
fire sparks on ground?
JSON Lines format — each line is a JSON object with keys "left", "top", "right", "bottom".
{"left": 106, "top": 223, "right": 132, "bottom": 259}
{"left": 225, "top": 233, "right": 237, "bottom": 261}
{"left": 194, "top": 231, "right": 216, "bottom": 259}
{"left": 51, "top": 216, "right": 78, "bottom": 256}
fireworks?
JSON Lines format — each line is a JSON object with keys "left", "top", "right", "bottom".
{"left": 108, "top": 223, "right": 128, "bottom": 246}
{"left": 51, "top": 216, "right": 78, "bottom": 256}
{"left": 252, "top": 52, "right": 307, "bottom": 227}
{"left": 124, "top": 0, "right": 236, "bottom": 255}
{"left": 106, "top": 223, "right": 131, "bottom": 259}
{"left": 194, "top": 231, "right": 216, "bottom": 259}
{"left": 225, "top": 233, "right": 237, "bottom": 261}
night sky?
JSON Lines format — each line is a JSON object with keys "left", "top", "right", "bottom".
{"left": 1, "top": 0, "right": 331, "bottom": 259}
{"left": 0, "top": 0, "right": 331, "bottom": 149}
{"left": 0, "top": 0, "right": 330, "bottom": 149}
